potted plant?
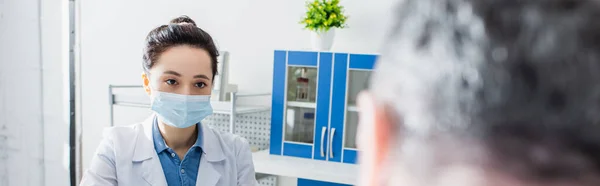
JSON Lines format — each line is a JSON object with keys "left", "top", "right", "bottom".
{"left": 301, "top": 0, "right": 348, "bottom": 51}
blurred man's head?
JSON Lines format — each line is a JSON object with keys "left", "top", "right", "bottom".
{"left": 358, "top": 0, "right": 600, "bottom": 185}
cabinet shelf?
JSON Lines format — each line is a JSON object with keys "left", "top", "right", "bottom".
{"left": 112, "top": 94, "right": 270, "bottom": 114}
{"left": 108, "top": 85, "right": 271, "bottom": 134}
{"left": 347, "top": 105, "right": 358, "bottom": 112}
{"left": 287, "top": 101, "right": 317, "bottom": 109}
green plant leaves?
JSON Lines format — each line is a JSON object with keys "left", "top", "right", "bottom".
{"left": 301, "top": 0, "right": 348, "bottom": 32}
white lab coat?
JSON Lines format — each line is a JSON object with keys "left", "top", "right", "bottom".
{"left": 80, "top": 116, "right": 258, "bottom": 186}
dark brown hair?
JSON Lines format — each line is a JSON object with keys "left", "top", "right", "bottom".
{"left": 142, "top": 15, "right": 219, "bottom": 80}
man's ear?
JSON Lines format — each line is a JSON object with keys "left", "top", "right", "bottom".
{"left": 357, "top": 91, "right": 395, "bottom": 186}
{"left": 142, "top": 72, "right": 151, "bottom": 95}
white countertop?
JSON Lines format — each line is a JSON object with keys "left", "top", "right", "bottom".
{"left": 252, "top": 149, "right": 358, "bottom": 185}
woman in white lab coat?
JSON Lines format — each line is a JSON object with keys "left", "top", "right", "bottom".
{"left": 80, "top": 16, "right": 258, "bottom": 186}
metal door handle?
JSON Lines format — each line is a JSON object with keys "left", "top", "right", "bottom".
{"left": 329, "top": 128, "right": 336, "bottom": 158}
{"left": 320, "top": 126, "right": 327, "bottom": 157}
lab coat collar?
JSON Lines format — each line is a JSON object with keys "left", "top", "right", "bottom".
{"left": 134, "top": 115, "right": 225, "bottom": 162}
{"left": 151, "top": 117, "right": 204, "bottom": 154}
{"left": 133, "top": 116, "right": 155, "bottom": 162}
{"left": 133, "top": 115, "right": 223, "bottom": 186}
{"left": 134, "top": 116, "right": 167, "bottom": 186}
{"left": 197, "top": 154, "right": 222, "bottom": 186}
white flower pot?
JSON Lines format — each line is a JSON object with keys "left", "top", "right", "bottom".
{"left": 311, "top": 29, "right": 335, "bottom": 51}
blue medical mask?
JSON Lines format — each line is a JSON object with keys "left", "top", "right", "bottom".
{"left": 150, "top": 91, "right": 213, "bottom": 128}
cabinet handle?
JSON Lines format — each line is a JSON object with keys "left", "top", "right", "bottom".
{"left": 329, "top": 128, "right": 336, "bottom": 158}
{"left": 320, "top": 126, "right": 327, "bottom": 157}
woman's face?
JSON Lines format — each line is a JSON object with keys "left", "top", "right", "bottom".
{"left": 143, "top": 45, "right": 213, "bottom": 96}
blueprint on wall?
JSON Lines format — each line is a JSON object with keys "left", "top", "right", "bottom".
{"left": 0, "top": 53, "right": 45, "bottom": 186}
{"left": 0, "top": 52, "right": 13, "bottom": 186}
{"left": 0, "top": 125, "right": 16, "bottom": 186}
{"left": 0, "top": 88, "right": 5, "bottom": 186}
{"left": 0, "top": 0, "right": 4, "bottom": 39}
{"left": 0, "top": 20, "right": 8, "bottom": 185}
{"left": 0, "top": 0, "right": 47, "bottom": 184}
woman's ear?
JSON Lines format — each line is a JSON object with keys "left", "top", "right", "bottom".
{"left": 142, "top": 72, "right": 151, "bottom": 95}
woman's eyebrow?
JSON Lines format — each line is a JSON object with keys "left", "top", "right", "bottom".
{"left": 164, "top": 70, "right": 181, "bottom": 77}
{"left": 194, "top": 74, "right": 210, "bottom": 80}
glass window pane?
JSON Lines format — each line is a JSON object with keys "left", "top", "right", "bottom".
{"left": 344, "top": 70, "right": 370, "bottom": 149}
{"left": 344, "top": 110, "right": 358, "bottom": 149}
{"left": 287, "top": 67, "right": 318, "bottom": 103}
{"left": 284, "top": 106, "right": 315, "bottom": 144}
{"left": 347, "top": 70, "right": 371, "bottom": 106}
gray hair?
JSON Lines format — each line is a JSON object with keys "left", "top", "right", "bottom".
{"left": 372, "top": 0, "right": 600, "bottom": 182}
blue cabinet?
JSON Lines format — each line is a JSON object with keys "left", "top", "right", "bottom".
{"left": 270, "top": 50, "right": 377, "bottom": 185}
{"left": 270, "top": 50, "right": 334, "bottom": 160}
{"left": 331, "top": 53, "right": 377, "bottom": 164}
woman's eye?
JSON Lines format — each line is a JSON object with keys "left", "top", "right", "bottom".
{"left": 195, "top": 82, "right": 206, "bottom": 88}
{"left": 165, "top": 79, "right": 177, "bottom": 85}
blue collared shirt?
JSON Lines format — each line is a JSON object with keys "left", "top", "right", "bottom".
{"left": 153, "top": 117, "right": 203, "bottom": 186}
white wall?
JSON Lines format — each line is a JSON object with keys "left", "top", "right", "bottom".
{"left": 0, "top": 0, "right": 70, "bottom": 185}
{"left": 80, "top": 0, "right": 396, "bottom": 184}
{"left": 40, "top": 0, "right": 71, "bottom": 185}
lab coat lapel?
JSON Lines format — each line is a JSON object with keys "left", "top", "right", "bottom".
{"left": 196, "top": 124, "right": 225, "bottom": 186}
{"left": 134, "top": 115, "right": 168, "bottom": 186}
{"left": 196, "top": 154, "right": 221, "bottom": 186}
{"left": 138, "top": 156, "right": 167, "bottom": 186}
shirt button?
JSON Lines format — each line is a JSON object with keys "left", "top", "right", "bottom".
{"left": 171, "top": 153, "right": 176, "bottom": 157}
{"left": 180, "top": 169, "right": 185, "bottom": 174}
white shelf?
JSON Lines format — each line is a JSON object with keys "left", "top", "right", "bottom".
{"left": 252, "top": 150, "right": 358, "bottom": 185}
{"left": 210, "top": 101, "right": 270, "bottom": 114}
{"left": 287, "top": 101, "right": 317, "bottom": 109}
{"left": 347, "top": 105, "right": 358, "bottom": 112}
{"left": 113, "top": 94, "right": 270, "bottom": 114}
